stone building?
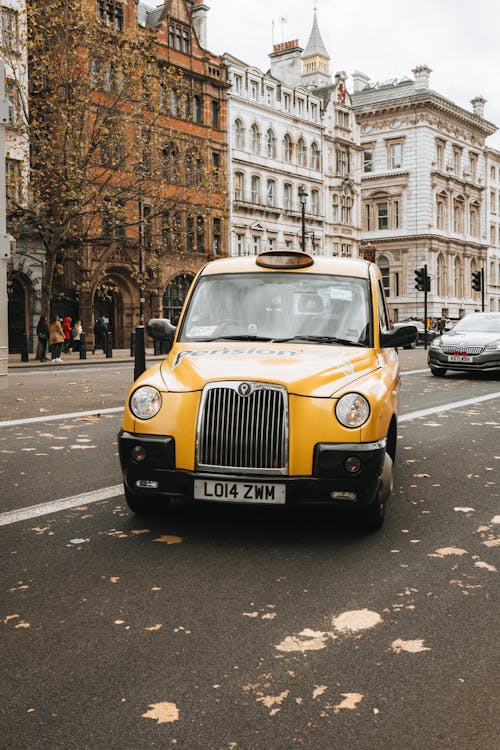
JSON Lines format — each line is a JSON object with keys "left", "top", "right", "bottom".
{"left": 352, "top": 66, "right": 497, "bottom": 322}
{"left": 484, "top": 147, "right": 500, "bottom": 312}
{"left": 224, "top": 10, "right": 360, "bottom": 258}
{"left": 11, "top": 0, "right": 229, "bottom": 351}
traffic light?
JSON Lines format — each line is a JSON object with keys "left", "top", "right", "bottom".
{"left": 414, "top": 267, "right": 426, "bottom": 291}
{"left": 472, "top": 270, "right": 482, "bottom": 292}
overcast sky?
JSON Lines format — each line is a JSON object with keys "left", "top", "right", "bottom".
{"left": 204, "top": 0, "right": 500, "bottom": 149}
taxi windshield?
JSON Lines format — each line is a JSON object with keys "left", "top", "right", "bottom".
{"left": 179, "top": 272, "right": 372, "bottom": 346}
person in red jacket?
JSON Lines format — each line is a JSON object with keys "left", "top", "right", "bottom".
{"left": 62, "top": 316, "right": 72, "bottom": 353}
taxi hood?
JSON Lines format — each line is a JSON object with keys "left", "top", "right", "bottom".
{"left": 159, "top": 343, "right": 380, "bottom": 398}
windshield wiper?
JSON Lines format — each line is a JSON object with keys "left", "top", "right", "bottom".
{"left": 278, "top": 335, "right": 368, "bottom": 347}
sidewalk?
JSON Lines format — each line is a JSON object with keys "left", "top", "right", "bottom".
{"left": 8, "top": 348, "right": 163, "bottom": 369}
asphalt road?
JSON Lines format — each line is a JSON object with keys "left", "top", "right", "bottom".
{"left": 1, "top": 351, "right": 499, "bottom": 749}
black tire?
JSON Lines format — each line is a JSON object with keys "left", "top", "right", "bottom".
{"left": 124, "top": 488, "right": 170, "bottom": 516}
{"left": 355, "top": 452, "right": 393, "bottom": 532}
{"left": 430, "top": 366, "right": 447, "bottom": 377}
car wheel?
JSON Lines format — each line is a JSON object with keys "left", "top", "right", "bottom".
{"left": 356, "top": 453, "right": 393, "bottom": 533}
{"left": 430, "top": 366, "right": 447, "bottom": 377}
{"left": 124, "top": 488, "right": 170, "bottom": 516}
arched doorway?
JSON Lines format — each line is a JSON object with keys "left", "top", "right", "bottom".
{"left": 8, "top": 276, "right": 30, "bottom": 353}
{"left": 162, "top": 273, "right": 194, "bottom": 325}
{"left": 92, "top": 269, "right": 136, "bottom": 349}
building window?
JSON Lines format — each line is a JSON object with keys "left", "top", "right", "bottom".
{"left": 363, "top": 146, "right": 373, "bottom": 173}
{"left": 163, "top": 274, "right": 193, "bottom": 324}
{"left": 336, "top": 147, "right": 349, "bottom": 176}
{"left": 388, "top": 140, "right": 402, "bottom": 170}
{"left": 490, "top": 165, "right": 496, "bottom": 181}
{"left": 377, "top": 256, "right": 390, "bottom": 298}
{"left": 234, "top": 172, "right": 244, "bottom": 201}
{"left": 265, "top": 86, "right": 273, "bottom": 105}
{"left": 364, "top": 203, "right": 370, "bottom": 231}
{"left": 266, "top": 180, "right": 275, "bottom": 207}
{"left": 233, "top": 75, "right": 242, "bottom": 94}
{"left": 2, "top": 6, "right": 19, "bottom": 51}
{"left": 250, "top": 81, "right": 258, "bottom": 100}
{"left": 436, "top": 192, "right": 447, "bottom": 230}
{"left": 311, "top": 142, "right": 320, "bottom": 171}
{"left": 283, "top": 183, "right": 292, "bottom": 211}
{"left": 252, "top": 235, "right": 261, "bottom": 254}
{"left": 453, "top": 146, "right": 462, "bottom": 176}
{"left": 470, "top": 202, "right": 480, "bottom": 237}
{"left": 193, "top": 95, "right": 203, "bottom": 124}
{"left": 436, "top": 140, "right": 445, "bottom": 171}
{"left": 283, "top": 93, "right": 290, "bottom": 111}
{"left": 97, "top": 1, "right": 123, "bottom": 32}
{"left": 311, "top": 189, "right": 319, "bottom": 215}
{"left": 283, "top": 134, "right": 292, "bottom": 163}
{"left": 469, "top": 152, "right": 478, "bottom": 182}
{"left": 6, "top": 158, "right": 21, "bottom": 204}
{"left": 250, "top": 124, "right": 260, "bottom": 154}
{"left": 453, "top": 196, "right": 464, "bottom": 233}
{"left": 5, "top": 78, "right": 19, "bottom": 126}
{"left": 490, "top": 224, "right": 496, "bottom": 245}
{"left": 234, "top": 119, "right": 244, "bottom": 149}
{"left": 491, "top": 190, "right": 496, "bottom": 213}
{"left": 332, "top": 194, "right": 339, "bottom": 223}
{"left": 211, "top": 100, "right": 220, "bottom": 129}
{"left": 340, "top": 195, "right": 351, "bottom": 224}
{"left": 310, "top": 103, "right": 318, "bottom": 121}
{"left": 377, "top": 202, "right": 388, "bottom": 230}
{"left": 235, "top": 234, "right": 244, "bottom": 256}
{"left": 297, "top": 138, "right": 306, "bottom": 167}
{"left": 266, "top": 129, "right": 275, "bottom": 158}
{"left": 186, "top": 215, "right": 195, "bottom": 252}
{"left": 213, "top": 218, "right": 221, "bottom": 254}
{"left": 251, "top": 175, "right": 260, "bottom": 204}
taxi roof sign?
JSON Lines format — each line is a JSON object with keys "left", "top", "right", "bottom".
{"left": 256, "top": 249, "right": 314, "bottom": 269}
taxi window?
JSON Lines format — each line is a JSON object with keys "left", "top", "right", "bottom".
{"left": 179, "top": 273, "right": 372, "bottom": 346}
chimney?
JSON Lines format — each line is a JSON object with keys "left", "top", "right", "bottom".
{"left": 412, "top": 64, "right": 432, "bottom": 90}
{"left": 192, "top": 0, "right": 209, "bottom": 49}
{"left": 269, "top": 39, "right": 303, "bottom": 88}
{"left": 471, "top": 96, "right": 486, "bottom": 117}
{"left": 352, "top": 70, "right": 370, "bottom": 93}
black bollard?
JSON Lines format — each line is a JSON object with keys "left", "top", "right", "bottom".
{"left": 20, "top": 332, "right": 29, "bottom": 362}
{"left": 130, "top": 331, "right": 136, "bottom": 357}
{"left": 79, "top": 332, "right": 87, "bottom": 359}
{"left": 134, "top": 325, "right": 146, "bottom": 381}
{"left": 105, "top": 331, "right": 112, "bottom": 358}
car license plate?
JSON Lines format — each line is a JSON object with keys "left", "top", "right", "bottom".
{"left": 194, "top": 479, "right": 286, "bottom": 504}
{"left": 447, "top": 355, "right": 473, "bottom": 363}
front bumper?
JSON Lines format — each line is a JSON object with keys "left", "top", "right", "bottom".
{"left": 118, "top": 430, "right": 386, "bottom": 507}
{"left": 428, "top": 348, "right": 500, "bottom": 372}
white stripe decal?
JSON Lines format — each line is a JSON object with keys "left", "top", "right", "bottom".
{"left": 0, "top": 485, "right": 124, "bottom": 527}
{"left": 0, "top": 406, "right": 123, "bottom": 429}
{"left": 400, "top": 390, "right": 500, "bottom": 422}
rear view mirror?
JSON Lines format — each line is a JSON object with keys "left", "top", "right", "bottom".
{"left": 147, "top": 318, "right": 176, "bottom": 352}
{"left": 380, "top": 325, "right": 417, "bottom": 349}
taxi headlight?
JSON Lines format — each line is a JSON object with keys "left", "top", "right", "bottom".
{"left": 485, "top": 339, "right": 500, "bottom": 351}
{"left": 130, "top": 386, "right": 162, "bottom": 420}
{"left": 336, "top": 393, "right": 370, "bottom": 428}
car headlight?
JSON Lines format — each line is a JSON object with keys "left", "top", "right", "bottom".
{"left": 130, "top": 386, "right": 162, "bottom": 420}
{"left": 430, "top": 337, "right": 442, "bottom": 349}
{"left": 485, "top": 339, "right": 500, "bottom": 351}
{"left": 335, "top": 393, "right": 370, "bottom": 428}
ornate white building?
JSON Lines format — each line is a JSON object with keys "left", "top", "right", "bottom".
{"left": 352, "top": 66, "right": 497, "bottom": 321}
{"left": 225, "top": 10, "right": 360, "bottom": 258}
{"left": 484, "top": 147, "right": 500, "bottom": 312}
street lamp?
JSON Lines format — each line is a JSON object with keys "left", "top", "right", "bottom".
{"left": 298, "top": 187, "right": 308, "bottom": 252}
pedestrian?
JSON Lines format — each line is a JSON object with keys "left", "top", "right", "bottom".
{"left": 93, "top": 315, "right": 108, "bottom": 354}
{"left": 62, "top": 316, "right": 72, "bottom": 353}
{"left": 49, "top": 313, "right": 65, "bottom": 362}
{"left": 36, "top": 314, "right": 50, "bottom": 362}
{"left": 71, "top": 319, "right": 83, "bottom": 352}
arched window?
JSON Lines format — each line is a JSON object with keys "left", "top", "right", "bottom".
{"left": 436, "top": 190, "right": 447, "bottom": 230}
{"left": 234, "top": 172, "right": 244, "bottom": 201}
{"left": 250, "top": 124, "right": 260, "bottom": 154}
{"left": 454, "top": 256, "right": 464, "bottom": 297}
{"left": 233, "top": 119, "right": 244, "bottom": 149}
{"left": 311, "top": 189, "right": 320, "bottom": 215}
{"left": 297, "top": 138, "right": 306, "bottom": 167}
{"left": 453, "top": 195, "right": 465, "bottom": 233}
{"left": 283, "top": 134, "right": 292, "bottom": 163}
{"left": 266, "top": 179, "right": 275, "bottom": 207}
{"left": 311, "top": 142, "right": 320, "bottom": 171}
{"left": 266, "top": 129, "right": 276, "bottom": 158}
{"left": 283, "top": 183, "right": 292, "bottom": 211}
{"left": 377, "top": 256, "right": 390, "bottom": 297}
{"left": 251, "top": 175, "right": 260, "bottom": 204}
{"left": 162, "top": 274, "right": 194, "bottom": 325}
{"left": 469, "top": 201, "right": 480, "bottom": 237}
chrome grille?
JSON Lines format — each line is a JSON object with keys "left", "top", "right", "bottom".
{"left": 196, "top": 382, "right": 288, "bottom": 474}
{"left": 442, "top": 345, "right": 485, "bottom": 355}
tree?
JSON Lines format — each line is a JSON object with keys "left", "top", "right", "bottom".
{"left": 8, "top": 0, "right": 227, "bottom": 319}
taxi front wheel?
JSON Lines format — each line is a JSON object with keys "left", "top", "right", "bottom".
{"left": 356, "top": 452, "right": 393, "bottom": 532}
{"left": 124, "top": 488, "right": 170, "bottom": 516}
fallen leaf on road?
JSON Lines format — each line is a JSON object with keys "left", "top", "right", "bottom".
{"left": 391, "top": 638, "right": 430, "bottom": 653}
{"left": 153, "top": 535, "right": 183, "bottom": 544}
{"left": 142, "top": 702, "right": 179, "bottom": 724}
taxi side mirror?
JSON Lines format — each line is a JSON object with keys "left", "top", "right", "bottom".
{"left": 380, "top": 325, "right": 417, "bottom": 349}
{"left": 147, "top": 318, "right": 176, "bottom": 353}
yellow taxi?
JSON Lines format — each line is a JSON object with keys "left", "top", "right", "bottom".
{"left": 118, "top": 250, "right": 415, "bottom": 530}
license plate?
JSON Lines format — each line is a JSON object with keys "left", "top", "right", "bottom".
{"left": 448, "top": 355, "right": 473, "bottom": 363}
{"left": 194, "top": 479, "right": 286, "bottom": 504}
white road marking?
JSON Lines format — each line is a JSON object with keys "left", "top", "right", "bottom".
{"left": 0, "top": 407, "right": 123, "bottom": 429}
{"left": 0, "top": 485, "right": 123, "bottom": 527}
{"left": 399, "top": 391, "right": 500, "bottom": 422}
